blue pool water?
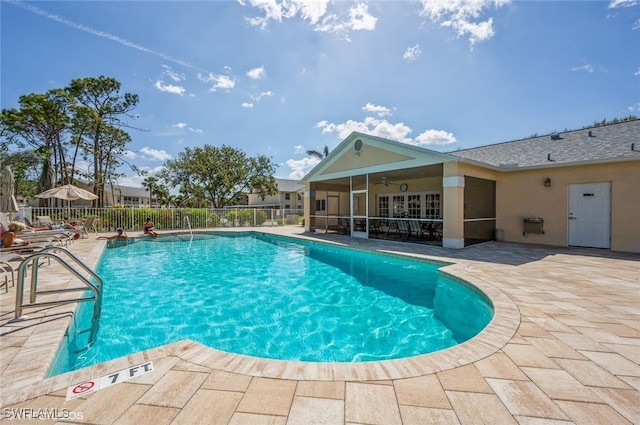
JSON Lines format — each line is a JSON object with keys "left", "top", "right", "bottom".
{"left": 49, "top": 233, "right": 493, "bottom": 375}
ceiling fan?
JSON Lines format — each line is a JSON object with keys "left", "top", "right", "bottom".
{"left": 374, "top": 177, "right": 398, "bottom": 187}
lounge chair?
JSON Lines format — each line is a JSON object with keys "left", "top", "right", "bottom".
{"left": 20, "top": 231, "right": 72, "bottom": 247}
{"left": 35, "top": 216, "right": 59, "bottom": 227}
{"left": 0, "top": 252, "right": 26, "bottom": 292}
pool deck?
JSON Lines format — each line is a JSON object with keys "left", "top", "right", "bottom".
{"left": 1, "top": 226, "right": 639, "bottom": 424}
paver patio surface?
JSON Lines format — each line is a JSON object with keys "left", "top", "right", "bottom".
{"left": 1, "top": 226, "right": 638, "bottom": 424}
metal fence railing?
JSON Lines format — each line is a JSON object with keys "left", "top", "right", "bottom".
{"left": 7, "top": 207, "right": 304, "bottom": 233}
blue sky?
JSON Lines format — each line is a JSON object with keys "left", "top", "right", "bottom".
{"left": 2, "top": 0, "right": 639, "bottom": 188}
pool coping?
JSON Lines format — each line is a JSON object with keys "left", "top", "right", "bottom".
{"left": 0, "top": 229, "right": 521, "bottom": 407}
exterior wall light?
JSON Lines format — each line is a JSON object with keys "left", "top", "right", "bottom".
{"left": 544, "top": 178, "right": 551, "bottom": 187}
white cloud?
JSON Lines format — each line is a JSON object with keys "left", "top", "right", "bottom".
{"left": 242, "top": 0, "right": 330, "bottom": 28}
{"left": 242, "top": 102, "right": 254, "bottom": 108}
{"left": 316, "top": 116, "right": 414, "bottom": 143}
{"left": 317, "top": 104, "right": 456, "bottom": 147}
{"left": 362, "top": 103, "right": 393, "bottom": 117}
{"left": 286, "top": 156, "right": 321, "bottom": 180}
{"left": 572, "top": 64, "right": 594, "bottom": 73}
{"left": 417, "top": 0, "right": 510, "bottom": 45}
{"left": 197, "top": 73, "right": 236, "bottom": 92}
{"left": 247, "top": 66, "right": 267, "bottom": 79}
{"left": 403, "top": 44, "right": 422, "bottom": 62}
{"left": 139, "top": 147, "right": 172, "bottom": 161}
{"left": 241, "top": 0, "right": 376, "bottom": 39}
{"left": 634, "top": 68, "right": 640, "bottom": 76}
{"left": 252, "top": 91, "right": 274, "bottom": 101}
{"left": 162, "top": 65, "right": 185, "bottom": 81}
{"left": 172, "top": 122, "right": 203, "bottom": 133}
{"left": 293, "top": 144, "right": 305, "bottom": 154}
{"left": 314, "top": 2, "right": 377, "bottom": 39}
{"left": 412, "top": 129, "right": 457, "bottom": 146}
{"left": 154, "top": 80, "right": 186, "bottom": 95}
{"left": 117, "top": 166, "right": 167, "bottom": 189}
{"left": 122, "top": 150, "right": 137, "bottom": 159}
{"left": 609, "top": 0, "right": 639, "bottom": 7}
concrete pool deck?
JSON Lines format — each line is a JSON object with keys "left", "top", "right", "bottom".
{"left": 0, "top": 226, "right": 639, "bottom": 424}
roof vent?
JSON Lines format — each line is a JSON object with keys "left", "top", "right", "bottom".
{"left": 550, "top": 133, "right": 562, "bottom": 140}
{"left": 588, "top": 130, "right": 594, "bottom": 137}
{"left": 353, "top": 139, "right": 363, "bottom": 153}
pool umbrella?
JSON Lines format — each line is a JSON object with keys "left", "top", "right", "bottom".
{"left": 1, "top": 166, "right": 19, "bottom": 221}
{"left": 36, "top": 184, "right": 98, "bottom": 218}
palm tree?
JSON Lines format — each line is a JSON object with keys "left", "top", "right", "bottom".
{"left": 142, "top": 176, "right": 159, "bottom": 208}
{"left": 306, "top": 145, "right": 329, "bottom": 160}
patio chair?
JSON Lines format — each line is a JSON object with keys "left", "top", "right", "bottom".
{"left": 337, "top": 218, "right": 350, "bottom": 235}
{"left": 386, "top": 220, "right": 410, "bottom": 240}
{"left": 78, "top": 215, "right": 98, "bottom": 238}
{"left": 408, "top": 220, "right": 427, "bottom": 241}
{"left": 431, "top": 222, "right": 443, "bottom": 241}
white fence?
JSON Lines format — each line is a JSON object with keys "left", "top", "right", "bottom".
{"left": 6, "top": 207, "right": 304, "bottom": 233}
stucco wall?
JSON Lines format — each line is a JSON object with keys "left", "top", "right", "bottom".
{"left": 496, "top": 161, "right": 640, "bottom": 253}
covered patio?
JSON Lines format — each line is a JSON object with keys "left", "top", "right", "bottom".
{"left": 302, "top": 133, "right": 497, "bottom": 248}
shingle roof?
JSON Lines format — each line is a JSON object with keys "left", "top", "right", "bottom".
{"left": 276, "top": 178, "right": 304, "bottom": 192}
{"left": 450, "top": 120, "right": 640, "bottom": 169}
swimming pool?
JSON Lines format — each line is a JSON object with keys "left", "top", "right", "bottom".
{"left": 49, "top": 233, "right": 493, "bottom": 376}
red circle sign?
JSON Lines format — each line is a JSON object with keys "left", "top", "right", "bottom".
{"left": 72, "top": 381, "right": 95, "bottom": 394}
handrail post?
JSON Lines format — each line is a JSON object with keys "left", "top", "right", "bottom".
{"left": 29, "top": 257, "right": 40, "bottom": 304}
{"left": 13, "top": 247, "right": 103, "bottom": 350}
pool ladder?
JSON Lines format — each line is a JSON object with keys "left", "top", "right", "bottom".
{"left": 183, "top": 216, "right": 193, "bottom": 239}
{"left": 11, "top": 246, "right": 103, "bottom": 347}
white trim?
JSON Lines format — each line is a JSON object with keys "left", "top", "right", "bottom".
{"left": 443, "top": 238, "right": 465, "bottom": 249}
{"left": 443, "top": 176, "right": 465, "bottom": 188}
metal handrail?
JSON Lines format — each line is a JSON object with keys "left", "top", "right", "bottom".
{"left": 13, "top": 246, "right": 103, "bottom": 347}
{"left": 183, "top": 216, "right": 193, "bottom": 239}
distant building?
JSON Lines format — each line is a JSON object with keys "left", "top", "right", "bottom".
{"left": 28, "top": 183, "right": 157, "bottom": 208}
{"left": 247, "top": 178, "right": 303, "bottom": 210}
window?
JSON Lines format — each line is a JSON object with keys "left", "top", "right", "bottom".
{"left": 315, "top": 199, "right": 326, "bottom": 212}
{"left": 392, "top": 195, "right": 405, "bottom": 217}
{"left": 407, "top": 194, "right": 421, "bottom": 218}
{"left": 424, "top": 193, "right": 441, "bottom": 218}
{"left": 285, "top": 193, "right": 291, "bottom": 200}
{"left": 377, "top": 192, "right": 441, "bottom": 218}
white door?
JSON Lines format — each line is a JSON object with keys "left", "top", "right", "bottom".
{"left": 568, "top": 182, "right": 611, "bottom": 248}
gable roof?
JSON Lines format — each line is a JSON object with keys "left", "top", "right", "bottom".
{"left": 301, "top": 132, "right": 458, "bottom": 183}
{"left": 451, "top": 120, "right": 640, "bottom": 170}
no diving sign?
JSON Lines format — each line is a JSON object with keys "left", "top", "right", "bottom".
{"left": 66, "top": 361, "right": 154, "bottom": 401}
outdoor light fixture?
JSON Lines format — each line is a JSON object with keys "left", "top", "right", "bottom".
{"left": 544, "top": 178, "right": 551, "bottom": 187}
